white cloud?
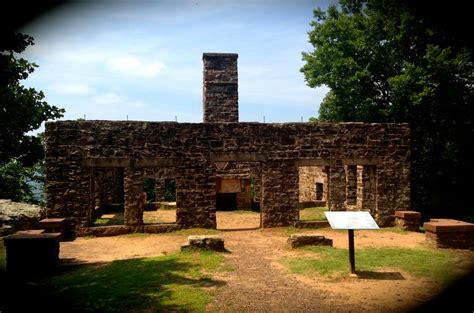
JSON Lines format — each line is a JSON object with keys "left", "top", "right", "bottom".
{"left": 94, "top": 92, "right": 122, "bottom": 104}
{"left": 106, "top": 55, "right": 167, "bottom": 78}
{"left": 132, "top": 100, "right": 146, "bottom": 108}
{"left": 52, "top": 83, "right": 93, "bottom": 95}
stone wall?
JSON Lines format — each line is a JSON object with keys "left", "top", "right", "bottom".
{"left": 45, "top": 121, "right": 410, "bottom": 229}
{"left": 298, "top": 166, "right": 327, "bottom": 204}
{"left": 203, "top": 53, "right": 238, "bottom": 123}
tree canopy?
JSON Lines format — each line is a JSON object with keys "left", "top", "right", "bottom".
{"left": 0, "top": 32, "right": 64, "bottom": 203}
{"left": 301, "top": 0, "right": 473, "bottom": 218}
{"left": 1, "top": 32, "right": 64, "bottom": 166}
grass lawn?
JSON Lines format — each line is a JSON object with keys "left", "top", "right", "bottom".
{"left": 0, "top": 250, "right": 229, "bottom": 312}
{"left": 94, "top": 213, "right": 124, "bottom": 226}
{"left": 94, "top": 212, "right": 173, "bottom": 225}
{"left": 280, "top": 246, "right": 464, "bottom": 284}
{"left": 299, "top": 207, "right": 328, "bottom": 221}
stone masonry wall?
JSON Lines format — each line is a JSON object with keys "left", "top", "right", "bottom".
{"left": 203, "top": 53, "right": 238, "bottom": 123}
{"left": 45, "top": 121, "right": 410, "bottom": 229}
{"left": 298, "top": 166, "right": 327, "bottom": 203}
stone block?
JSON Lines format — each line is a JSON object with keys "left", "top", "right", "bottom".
{"left": 424, "top": 219, "right": 474, "bottom": 250}
{"left": 394, "top": 210, "right": 421, "bottom": 232}
{"left": 39, "top": 217, "right": 66, "bottom": 233}
{"left": 394, "top": 211, "right": 421, "bottom": 219}
{"left": 181, "top": 235, "right": 226, "bottom": 252}
{"left": 424, "top": 219, "right": 474, "bottom": 233}
{"left": 287, "top": 234, "right": 333, "bottom": 248}
{"left": 3, "top": 231, "right": 61, "bottom": 273}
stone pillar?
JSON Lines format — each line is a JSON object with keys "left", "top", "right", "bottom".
{"left": 175, "top": 161, "right": 216, "bottom": 229}
{"left": 124, "top": 168, "right": 144, "bottom": 226}
{"left": 328, "top": 164, "right": 346, "bottom": 211}
{"left": 345, "top": 165, "right": 357, "bottom": 206}
{"left": 357, "top": 165, "right": 377, "bottom": 213}
{"left": 203, "top": 53, "right": 238, "bottom": 123}
{"left": 261, "top": 160, "right": 299, "bottom": 227}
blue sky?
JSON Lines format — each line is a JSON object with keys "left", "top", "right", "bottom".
{"left": 21, "top": 0, "right": 334, "bottom": 128}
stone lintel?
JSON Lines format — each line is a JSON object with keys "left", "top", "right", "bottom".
{"left": 424, "top": 219, "right": 474, "bottom": 233}
{"left": 143, "top": 173, "right": 175, "bottom": 179}
{"left": 341, "top": 158, "right": 383, "bottom": 166}
{"left": 295, "top": 159, "right": 335, "bottom": 167}
{"left": 135, "top": 158, "right": 181, "bottom": 168}
{"left": 394, "top": 211, "right": 421, "bottom": 219}
{"left": 210, "top": 152, "right": 267, "bottom": 162}
{"left": 83, "top": 157, "right": 181, "bottom": 168}
{"left": 295, "top": 158, "right": 382, "bottom": 167}
{"left": 83, "top": 157, "right": 130, "bottom": 167}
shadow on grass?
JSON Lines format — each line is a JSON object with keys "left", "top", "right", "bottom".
{"left": 0, "top": 253, "right": 226, "bottom": 313}
{"left": 355, "top": 270, "right": 405, "bottom": 280}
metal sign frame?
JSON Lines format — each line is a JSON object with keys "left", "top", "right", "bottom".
{"left": 324, "top": 211, "right": 380, "bottom": 275}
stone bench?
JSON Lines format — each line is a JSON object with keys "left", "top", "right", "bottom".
{"left": 39, "top": 217, "right": 66, "bottom": 233}
{"left": 394, "top": 211, "right": 421, "bottom": 232}
{"left": 287, "top": 234, "right": 333, "bottom": 249}
{"left": 3, "top": 230, "right": 62, "bottom": 272}
{"left": 181, "top": 235, "right": 226, "bottom": 252}
{"left": 39, "top": 217, "right": 78, "bottom": 241}
{"left": 424, "top": 219, "right": 474, "bottom": 250}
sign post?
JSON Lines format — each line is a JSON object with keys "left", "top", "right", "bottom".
{"left": 324, "top": 211, "right": 379, "bottom": 276}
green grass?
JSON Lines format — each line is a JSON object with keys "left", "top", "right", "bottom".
{"left": 34, "top": 251, "right": 227, "bottom": 312}
{"left": 94, "top": 215, "right": 123, "bottom": 226}
{"left": 299, "top": 207, "right": 328, "bottom": 221}
{"left": 94, "top": 215, "right": 167, "bottom": 225}
{"left": 143, "top": 217, "right": 166, "bottom": 224}
{"left": 281, "top": 246, "right": 464, "bottom": 284}
{"left": 377, "top": 227, "right": 410, "bottom": 234}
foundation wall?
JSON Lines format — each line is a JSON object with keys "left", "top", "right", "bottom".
{"left": 45, "top": 121, "right": 410, "bottom": 228}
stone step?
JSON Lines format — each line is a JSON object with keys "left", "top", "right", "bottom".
{"left": 288, "top": 234, "right": 333, "bottom": 249}
{"left": 181, "top": 235, "right": 226, "bottom": 252}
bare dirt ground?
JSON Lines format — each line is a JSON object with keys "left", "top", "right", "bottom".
{"left": 61, "top": 210, "right": 474, "bottom": 312}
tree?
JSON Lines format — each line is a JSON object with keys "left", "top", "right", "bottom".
{"left": 301, "top": 0, "right": 474, "bottom": 218}
{"left": 0, "top": 32, "right": 64, "bottom": 202}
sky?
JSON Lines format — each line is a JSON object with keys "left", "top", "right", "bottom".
{"left": 20, "top": 0, "right": 334, "bottom": 129}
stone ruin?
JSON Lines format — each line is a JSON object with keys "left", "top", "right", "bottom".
{"left": 44, "top": 53, "right": 411, "bottom": 234}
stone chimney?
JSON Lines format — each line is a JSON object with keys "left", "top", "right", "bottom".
{"left": 202, "top": 53, "right": 238, "bottom": 123}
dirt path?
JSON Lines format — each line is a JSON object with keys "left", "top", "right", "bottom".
{"left": 207, "top": 230, "right": 342, "bottom": 312}
{"left": 58, "top": 211, "right": 474, "bottom": 312}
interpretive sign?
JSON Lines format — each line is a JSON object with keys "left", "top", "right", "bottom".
{"left": 324, "top": 211, "right": 380, "bottom": 275}
{"left": 324, "top": 211, "right": 380, "bottom": 230}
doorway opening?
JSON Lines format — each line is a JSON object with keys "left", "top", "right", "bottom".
{"left": 298, "top": 165, "right": 329, "bottom": 222}
{"left": 143, "top": 177, "right": 176, "bottom": 225}
{"left": 215, "top": 162, "right": 261, "bottom": 230}
{"left": 92, "top": 167, "right": 125, "bottom": 226}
